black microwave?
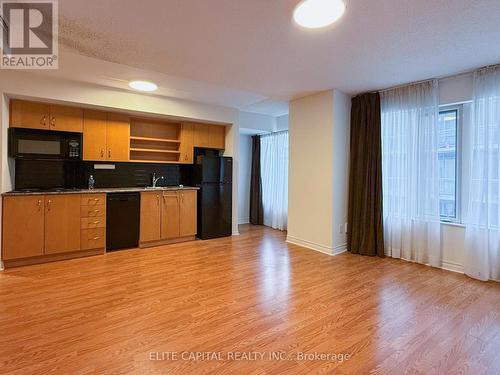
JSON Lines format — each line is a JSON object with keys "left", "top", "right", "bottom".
{"left": 8, "top": 128, "right": 82, "bottom": 160}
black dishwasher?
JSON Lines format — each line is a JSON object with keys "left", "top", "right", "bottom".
{"left": 106, "top": 193, "right": 140, "bottom": 251}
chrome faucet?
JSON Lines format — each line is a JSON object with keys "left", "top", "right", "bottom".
{"left": 152, "top": 173, "right": 164, "bottom": 188}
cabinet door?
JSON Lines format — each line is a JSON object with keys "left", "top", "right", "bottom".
{"left": 106, "top": 113, "right": 130, "bottom": 162}
{"left": 179, "top": 123, "right": 194, "bottom": 164}
{"left": 44, "top": 195, "right": 81, "bottom": 254}
{"left": 193, "top": 123, "right": 210, "bottom": 147}
{"left": 10, "top": 99, "right": 50, "bottom": 130}
{"left": 140, "top": 192, "right": 161, "bottom": 242}
{"left": 179, "top": 190, "right": 197, "bottom": 237}
{"left": 2, "top": 196, "right": 45, "bottom": 260}
{"left": 209, "top": 125, "right": 226, "bottom": 149}
{"left": 161, "top": 192, "right": 180, "bottom": 239}
{"left": 83, "top": 110, "right": 107, "bottom": 161}
{"left": 49, "top": 105, "right": 83, "bottom": 132}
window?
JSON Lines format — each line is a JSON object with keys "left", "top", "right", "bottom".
{"left": 438, "top": 106, "right": 461, "bottom": 222}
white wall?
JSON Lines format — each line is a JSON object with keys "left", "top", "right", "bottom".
{"left": 238, "top": 134, "right": 252, "bottom": 224}
{"left": 276, "top": 114, "right": 289, "bottom": 131}
{"left": 239, "top": 111, "right": 276, "bottom": 134}
{"left": 0, "top": 70, "right": 241, "bottom": 235}
{"left": 287, "top": 89, "right": 350, "bottom": 255}
{"left": 332, "top": 91, "right": 351, "bottom": 250}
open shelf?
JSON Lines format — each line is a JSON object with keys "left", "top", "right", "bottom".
{"left": 129, "top": 118, "right": 182, "bottom": 163}
{"left": 130, "top": 136, "right": 181, "bottom": 144}
{"left": 130, "top": 148, "right": 180, "bottom": 154}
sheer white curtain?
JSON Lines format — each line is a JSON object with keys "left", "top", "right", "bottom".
{"left": 260, "top": 131, "right": 288, "bottom": 231}
{"left": 464, "top": 66, "right": 500, "bottom": 281}
{"left": 381, "top": 80, "right": 442, "bottom": 267}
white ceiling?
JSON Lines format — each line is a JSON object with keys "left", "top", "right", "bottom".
{"left": 54, "top": 0, "right": 500, "bottom": 114}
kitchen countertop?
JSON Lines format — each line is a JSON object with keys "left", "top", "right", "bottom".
{"left": 2, "top": 186, "right": 200, "bottom": 196}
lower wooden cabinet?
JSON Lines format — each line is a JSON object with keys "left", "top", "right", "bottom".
{"left": 44, "top": 195, "right": 81, "bottom": 255}
{"left": 2, "top": 195, "right": 45, "bottom": 260}
{"left": 140, "top": 190, "right": 197, "bottom": 246}
{"left": 161, "top": 192, "right": 180, "bottom": 239}
{"left": 2, "top": 193, "right": 106, "bottom": 267}
{"left": 140, "top": 192, "right": 161, "bottom": 242}
{"left": 179, "top": 190, "right": 197, "bottom": 237}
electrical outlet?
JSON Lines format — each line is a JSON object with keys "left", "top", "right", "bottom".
{"left": 344, "top": 222, "right": 348, "bottom": 234}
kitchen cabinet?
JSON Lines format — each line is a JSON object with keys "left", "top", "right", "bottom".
{"left": 2, "top": 195, "right": 45, "bottom": 260}
{"left": 83, "top": 110, "right": 130, "bottom": 162}
{"left": 140, "top": 190, "right": 197, "bottom": 246}
{"left": 179, "top": 190, "right": 197, "bottom": 237}
{"left": 140, "top": 192, "right": 161, "bottom": 242}
{"left": 44, "top": 195, "right": 81, "bottom": 254}
{"left": 179, "top": 123, "right": 194, "bottom": 163}
{"left": 193, "top": 123, "right": 226, "bottom": 149}
{"left": 161, "top": 192, "right": 180, "bottom": 239}
{"left": 10, "top": 99, "right": 83, "bottom": 132}
{"left": 80, "top": 194, "right": 106, "bottom": 251}
{"left": 83, "top": 110, "right": 107, "bottom": 160}
{"left": 10, "top": 100, "right": 50, "bottom": 130}
{"left": 106, "top": 113, "right": 130, "bottom": 162}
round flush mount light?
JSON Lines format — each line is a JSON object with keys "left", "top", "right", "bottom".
{"left": 129, "top": 80, "right": 158, "bottom": 92}
{"left": 293, "top": 0, "right": 346, "bottom": 29}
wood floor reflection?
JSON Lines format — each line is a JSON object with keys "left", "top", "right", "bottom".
{"left": 1, "top": 224, "right": 499, "bottom": 374}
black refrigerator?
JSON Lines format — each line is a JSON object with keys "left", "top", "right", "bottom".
{"left": 194, "top": 155, "right": 232, "bottom": 239}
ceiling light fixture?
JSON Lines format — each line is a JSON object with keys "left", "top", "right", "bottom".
{"left": 293, "top": 0, "right": 346, "bottom": 29}
{"left": 129, "top": 80, "right": 158, "bottom": 92}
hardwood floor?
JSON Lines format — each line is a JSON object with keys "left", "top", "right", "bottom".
{"left": 1, "top": 224, "right": 499, "bottom": 375}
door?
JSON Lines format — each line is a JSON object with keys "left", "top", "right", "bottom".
{"left": 106, "top": 113, "right": 130, "bottom": 161}
{"left": 49, "top": 105, "right": 83, "bottom": 132}
{"left": 83, "top": 110, "right": 107, "bottom": 161}
{"left": 2, "top": 196, "right": 45, "bottom": 260}
{"left": 179, "top": 190, "right": 197, "bottom": 237}
{"left": 140, "top": 192, "right": 161, "bottom": 242}
{"left": 10, "top": 100, "right": 50, "bottom": 130}
{"left": 193, "top": 123, "right": 210, "bottom": 147}
{"left": 44, "top": 194, "right": 81, "bottom": 254}
{"left": 209, "top": 125, "right": 225, "bottom": 149}
{"left": 161, "top": 192, "right": 180, "bottom": 239}
{"left": 179, "top": 123, "right": 194, "bottom": 163}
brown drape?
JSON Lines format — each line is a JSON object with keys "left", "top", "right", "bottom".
{"left": 347, "top": 92, "right": 385, "bottom": 257}
{"left": 250, "top": 135, "right": 263, "bottom": 225}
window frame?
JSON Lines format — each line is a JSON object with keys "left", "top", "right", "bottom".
{"left": 438, "top": 105, "right": 463, "bottom": 224}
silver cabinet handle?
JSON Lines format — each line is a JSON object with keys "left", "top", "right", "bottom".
{"left": 41, "top": 116, "right": 47, "bottom": 127}
{"left": 50, "top": 117, "right": 56, "bottom": 127}
{"left": 47, "top": 199, "right": 52, "bottom": 211}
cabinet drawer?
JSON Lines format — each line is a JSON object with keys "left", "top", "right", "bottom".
{"left": 81, "top": 217, "right": 106, "bottom": 229}
{"left": 81, "top": 228, "right": 105, "bottom": 250}
{"left": 81, "top": 204, "right": 106, "bottom": 218}
{"left": 81, "top": 194, "right": 106, "bottom": 206}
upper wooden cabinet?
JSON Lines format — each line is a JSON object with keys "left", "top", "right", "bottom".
{"left": 106, "top": 113, "right": 130, "bottom": 162}
{"left": 83, "top": 110, "right": 107, "bottom": 161}
{"left": 10, "top": 99, "right": 83, "bottom": 132}
{"left": 179, "top": 123, "right": 194, "bottom": 164}
{"left": 2, "top": 195, "right": 45, "bottom": 260}
{"left": 193, "top": 123, "right": 225, "bottom": 149}
{"left": 83, "top": 110, "right": 130, "bottom": 162}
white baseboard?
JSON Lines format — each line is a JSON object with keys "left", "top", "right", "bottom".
{"left": 238, "top": 218, "right": 249, "bottom": 225}
{"left": 332, "top": 243, "right": 347, "bottom": 256}
{"left": 232, "top": 230, "right": 240, "bottom": 236}
{"left": 286, "top": 235, "right": 346, "bottom": 257}
{"left": 442, "top": 260, "right": 464, "bottom": 274}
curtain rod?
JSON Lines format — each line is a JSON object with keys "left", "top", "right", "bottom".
{"left": 259, "top": 129, "right": 288, "bottom": 138}
{"left": 361, "top": 62, "right": 500, "bottom": 96}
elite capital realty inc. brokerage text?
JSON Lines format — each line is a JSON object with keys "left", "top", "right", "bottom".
{"left": 149, "top": 351, "right": 352, "bottom": 363}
